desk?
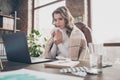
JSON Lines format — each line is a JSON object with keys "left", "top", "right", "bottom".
{"left": 1, "top": 60, "right": 120, "bottom": 80}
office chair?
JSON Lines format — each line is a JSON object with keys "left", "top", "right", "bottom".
{"left": 75, "top": 22, "right": 92, "bottom": 45}
{"left": 75, "top": 22, "right": 92, "bottom": 61}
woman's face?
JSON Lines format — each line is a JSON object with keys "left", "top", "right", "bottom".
{"left": 53, "top": 13, "right": 65, "bottom": 29}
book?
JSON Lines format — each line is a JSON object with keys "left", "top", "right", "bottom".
{"left": 44, "top": 60, "right": 80, "bottom": 68}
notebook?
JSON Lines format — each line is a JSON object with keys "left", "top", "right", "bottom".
{"left": 44, "top": 60, "right": 80, "bottom": 68}
{"left": 2, "top": 32, "right": 52, "bottom": 64}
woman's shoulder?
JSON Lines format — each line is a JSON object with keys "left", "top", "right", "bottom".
{"left": 71, "top": 25, "right": 86, "bottom": 38}
{"left": 72, "top": 25, "right": 83, "bottom": 33}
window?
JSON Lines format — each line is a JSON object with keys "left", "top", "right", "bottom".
{"left": 34, "top": 0, "right": 65, "bottom": 39}
{"left": 34, "top": 0, "right": 57, "bottom": 7}
{"left": 91, "top": 0, "right": 120, "bottom": 43}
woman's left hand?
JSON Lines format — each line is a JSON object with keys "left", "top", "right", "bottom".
{"left": 54, "top": 30, "right": 63, "bottom": 45}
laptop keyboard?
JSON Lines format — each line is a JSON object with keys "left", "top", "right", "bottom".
{"left": 31, "top": 57, "right": 52, "bottom": 63}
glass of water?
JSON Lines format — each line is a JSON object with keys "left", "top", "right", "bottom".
{"left": 88, "top": 43, "right": 103, "bottom": 73}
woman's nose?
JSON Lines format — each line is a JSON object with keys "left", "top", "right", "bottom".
{"left": 56, "top": 20, "right": 60, "bottom": 23}
{"left": 55, "top": 21, "right": 60, "bottom": 25}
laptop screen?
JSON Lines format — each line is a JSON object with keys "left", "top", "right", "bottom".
{"left": 2, "top": 32, "right": 31, "bottom": 63}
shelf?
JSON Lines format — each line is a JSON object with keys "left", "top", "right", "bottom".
{"left": 0, "top": 14, "right": 20, "bottom": 20}
{"left": 0, "top": 28, "right": 20, "bottom": 31}
{"left": 0, "top": 13, "right": 20, "bottom": 32}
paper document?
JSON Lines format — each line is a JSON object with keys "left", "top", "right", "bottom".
{"left": 0, "top": 69, "right": 84, "bottom": 80}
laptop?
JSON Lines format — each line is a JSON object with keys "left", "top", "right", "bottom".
{"left": 2, "top": 32, "right": 52, "bottom": 64}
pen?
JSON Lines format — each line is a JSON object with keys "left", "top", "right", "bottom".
{"left": 102, "top": 64, "right": 112, "bottom": 68}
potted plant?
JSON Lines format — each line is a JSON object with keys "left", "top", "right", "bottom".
{"left": 27, "top": 29, "right": 47, "bottom": 57}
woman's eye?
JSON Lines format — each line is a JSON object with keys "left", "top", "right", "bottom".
{"left": 59, "top": 18, "right": 63, "bottom": 20}
{"left": 54, "top": 19, "right": 57, "bottom": 22}
{"left": 54, "top": 18, "right": 63, "bottom": 22}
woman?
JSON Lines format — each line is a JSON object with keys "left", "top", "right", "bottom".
{"left": 45, "top": 6, "right": 88, "bottom": 61}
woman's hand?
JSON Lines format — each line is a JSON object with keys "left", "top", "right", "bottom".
{"left": 51, "top": 31, "right": 55, "bottom": 42}
{"left": 51, "top": 31, "right": 55, "bottom": 38}
{"left": 54, "top": 30, "right": 63, "bottom": 45}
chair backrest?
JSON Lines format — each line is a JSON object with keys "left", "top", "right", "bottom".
{"left": 75, "top": 22, "right": 92, "bottom": 45}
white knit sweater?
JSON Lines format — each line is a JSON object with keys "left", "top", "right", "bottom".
{"left": 50, "top": 28, "right": 69, "bottom": 58}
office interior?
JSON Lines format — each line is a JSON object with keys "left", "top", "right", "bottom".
{"left": 0, "top": 0, "right": 120, "bottom": 80}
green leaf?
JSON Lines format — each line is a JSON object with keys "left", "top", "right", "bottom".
{"left": 27, "top": 29, "right": 48, "bottom": 57}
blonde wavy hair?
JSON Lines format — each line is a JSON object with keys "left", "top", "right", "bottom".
{"left": 52, "top": 6, "right": 74, "bottom": 36}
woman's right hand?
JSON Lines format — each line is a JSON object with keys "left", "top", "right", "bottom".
{"left": 51, "top": 31, "right": 55, "bottom": 38}
{"left": 54, "top": 30, "right": 63, "bottom": 45}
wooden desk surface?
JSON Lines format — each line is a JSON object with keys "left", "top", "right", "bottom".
{"left": 1, "top": 60, "right": 120, "bottom": 80}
